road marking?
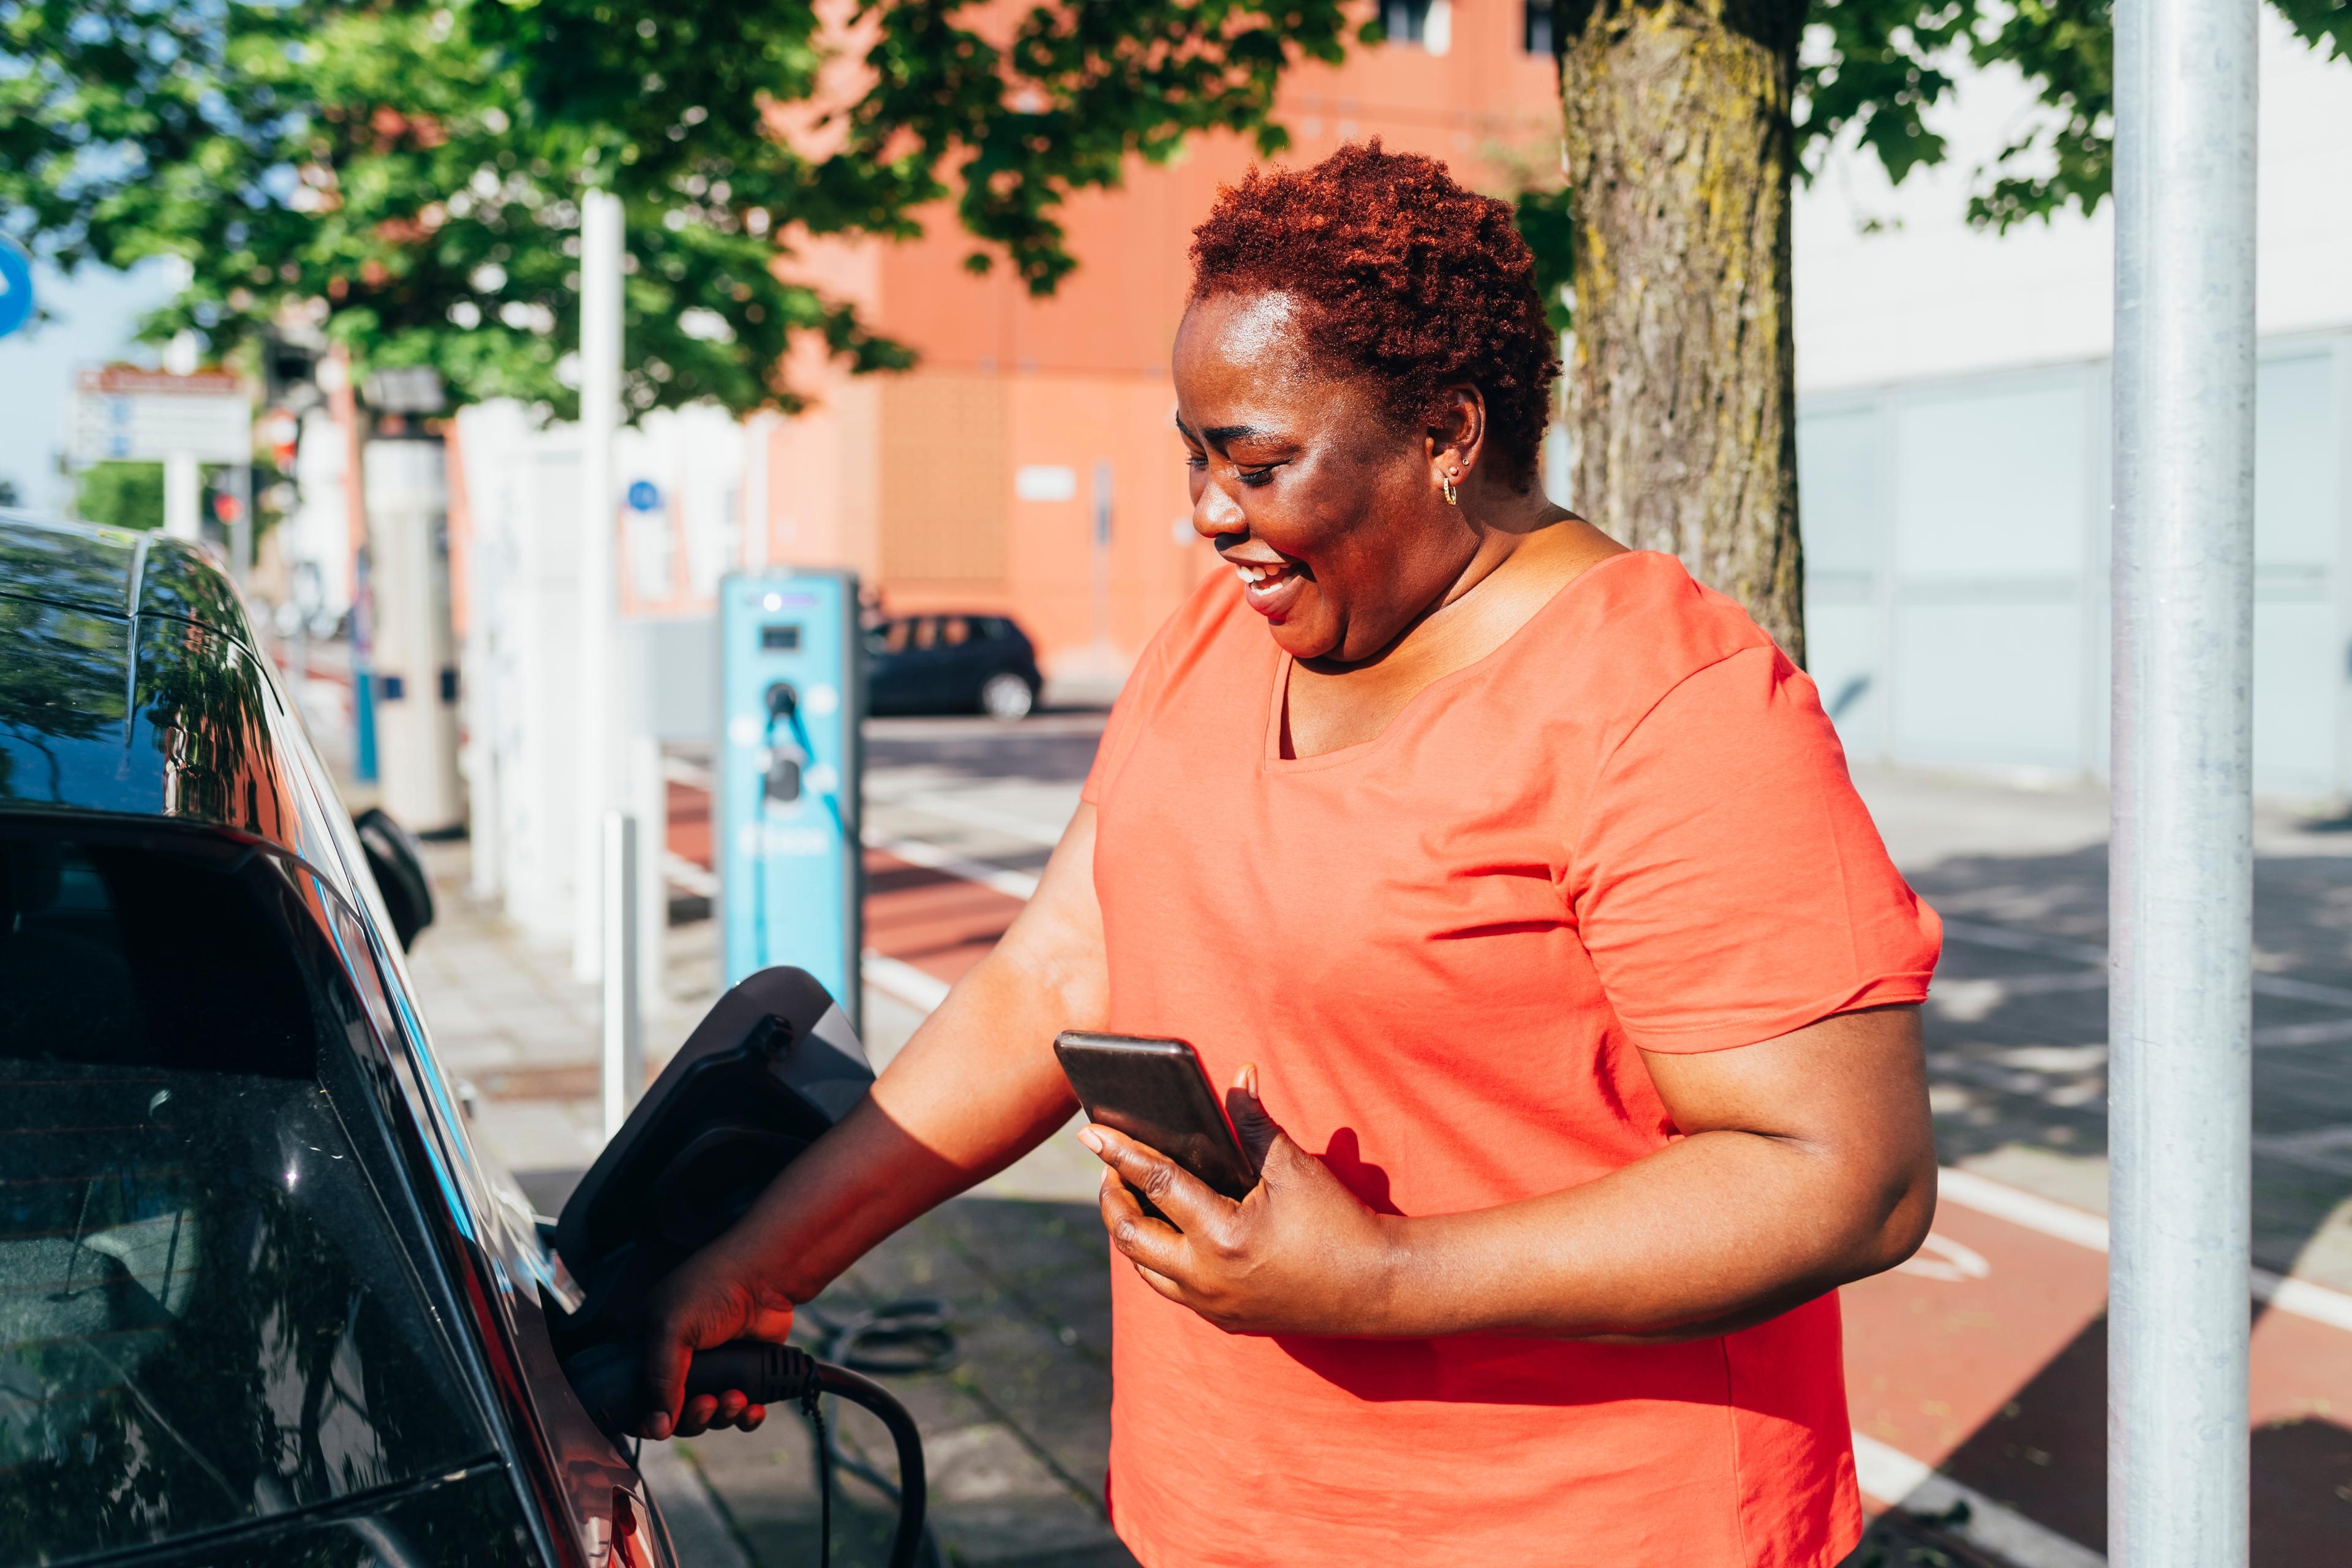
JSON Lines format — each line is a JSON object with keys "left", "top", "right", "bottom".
{"left": 1850, "top": 1433, "right": 2107, "bottom": 1568}
{"left": 663, "top": 754, "right": 715, "bottom": 791}
{"left": 2250, "top": 1016, "right": 2352, "bottom": 1048}
{"left": 663, "top": 851, "right": 719, "bottom": 899}
{"left": 862, "top": 949, "right": 952, "bottom": 1013}
{"left": 880, "top": 790, "right": 1071, "bottom": 847}
{"left": 1894, "top": 1231, "right": 1992, "bottom": 1281}
{"left": 1937, "top": 1166, "right": 2352, "bottom": 1333}
{"left": 867, "top": 834, "right": 1041, "bottom": 901}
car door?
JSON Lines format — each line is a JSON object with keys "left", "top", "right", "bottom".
{"left": 865, "top": 616, "right": 917, "bottom": 714}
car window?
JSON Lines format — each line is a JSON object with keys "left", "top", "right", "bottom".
{"left": 940, "top": 616, "right": 970, "bottom": 647}
{"left": 0, "top": 833, "right": 491, "bottom": 1561}
{"left": 910, "top": 616, "right": 939, "bottom": 651}
{"left": 873, "top": 618, "right": 911, "bottom": 654}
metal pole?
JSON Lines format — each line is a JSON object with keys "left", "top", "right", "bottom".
{"left": 2109, "top": 0, "right": 2257, "bottom": 1557}
{"left": 576, "top": 186, "right": 625, "bottom": 981}
{"left": 602, "top": 809, "right": 643, "bottom": 1139}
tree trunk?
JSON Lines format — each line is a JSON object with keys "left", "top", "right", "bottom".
{"left": 1557, "top": 0, "right": 1807, "bottom": 663}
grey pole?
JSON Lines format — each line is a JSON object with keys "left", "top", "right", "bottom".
{"left": 2109, "top": 0, "right": 2258, "bottom": 1557}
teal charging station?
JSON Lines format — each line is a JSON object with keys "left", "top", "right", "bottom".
{"left": 718, "top": 570, "right": 864, "bottom": 1031}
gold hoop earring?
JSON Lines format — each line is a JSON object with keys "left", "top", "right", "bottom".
{"left": 1441, "top": 473, "right": 1459, "bottom": 507}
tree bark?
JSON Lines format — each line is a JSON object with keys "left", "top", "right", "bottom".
{"left": 1558, "top": 0, "right": 1807, "bottom": 663}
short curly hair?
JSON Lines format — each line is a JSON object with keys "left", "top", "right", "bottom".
{"left": 1188, "top": 140, "right": 1559, "bottom": 491}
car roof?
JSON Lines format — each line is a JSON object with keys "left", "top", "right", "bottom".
{"left": 0, "top": 511, "right": 354, "bottom": 885}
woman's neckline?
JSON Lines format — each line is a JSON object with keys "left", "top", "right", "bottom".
{"left": 1261, "top": 547, "right": 1652, "bottom": 771}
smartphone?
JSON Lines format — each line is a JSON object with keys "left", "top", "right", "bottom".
{"left": 1052, "top": 1031, "right": 1258, "bottom": 1207}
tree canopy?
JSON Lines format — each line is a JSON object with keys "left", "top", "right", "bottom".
{"left": 2, "top": 0, "right": 1357, "bottom": 419}
{"left": 8, "top": 0, "right": 2345, "bottom": 429}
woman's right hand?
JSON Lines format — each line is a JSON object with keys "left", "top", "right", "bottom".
{"left": 639, "top": 1241, "right": 797, "bottom": 1438}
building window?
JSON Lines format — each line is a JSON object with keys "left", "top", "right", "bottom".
{"left": 1525, "top": 1, "right": 1556, "bottom": 56}
{"left": 1381, "top": 0, "right": 1431, "bottom": 47}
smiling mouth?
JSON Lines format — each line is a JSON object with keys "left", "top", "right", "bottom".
{"left": 1227, "top": 559, "right": 1297, "bottom": 589}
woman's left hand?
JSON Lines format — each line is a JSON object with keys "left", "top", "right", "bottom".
{"left": 1079, "top": 1065, "right": 1402, "bottom": 1337}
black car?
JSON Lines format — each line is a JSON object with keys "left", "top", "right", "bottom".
{"left": 0, "top": 514, "right": 682, "bottom": 1568}
{"left": 864, "top": 613, "right": 1042, "bottom": 720}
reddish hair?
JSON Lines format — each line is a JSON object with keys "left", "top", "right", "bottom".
{"left": 1188, "top": 141, "right": 1559, "bottom": 490}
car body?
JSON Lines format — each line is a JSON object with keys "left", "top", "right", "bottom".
{"left": 0, "top": 514, "right": 673, "bottom": 1568}
{"left": 864, "top": 612, "right": 1042, "bottom": 720}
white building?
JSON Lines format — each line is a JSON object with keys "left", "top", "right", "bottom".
{"left": 1792, "top": 14, "right": 2352, "bottom": 799}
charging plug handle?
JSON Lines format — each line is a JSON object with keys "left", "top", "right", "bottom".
{"left": 566, "top": 1340, "right": 927, "bottom": 1568}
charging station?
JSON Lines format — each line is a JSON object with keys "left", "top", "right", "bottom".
{"left": 718, "top": 570, "right": 864, "bottom": 1030}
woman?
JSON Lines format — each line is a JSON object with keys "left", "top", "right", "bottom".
{"left": 643, "top": 143, "right": 1941, "bottom": 1567}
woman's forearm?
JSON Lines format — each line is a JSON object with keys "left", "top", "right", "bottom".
{"left": 1367, "top": 1124, "right": 1932, "bottom": 1341}
{"left": 1366, "top": 1012, "right": 1936, "bottom": 1341}
{"left": 725, "top": 949, "right": 1089, "bottom": 1302}
{"left": 701, "top": 806, "right": 1110, "bottom": 1307}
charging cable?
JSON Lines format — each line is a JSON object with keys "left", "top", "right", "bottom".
{"left": 564, "top": 1340, "right": 929, "bottom": 1568}
{"left": 752, "top": 682, "right": 853, "bottom": 973}
{"left": 804, "top": 1300, "right": 956, "bottom": 1568}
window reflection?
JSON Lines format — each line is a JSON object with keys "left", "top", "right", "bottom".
{"left": 0, "top": 838, "right": 488, "bottom": 1561}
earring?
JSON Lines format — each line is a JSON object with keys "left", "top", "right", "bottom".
{"left": 1441, "top": 472, "right": 1460, "bottom": 507}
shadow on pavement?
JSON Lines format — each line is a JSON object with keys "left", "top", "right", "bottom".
{"left": 1893, "top": 841, "right": 2352, "bottom": 1561}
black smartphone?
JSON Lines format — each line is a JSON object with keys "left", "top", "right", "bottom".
{"left": 1052, "top": 1031, "right": 1258, "bottom": 1207}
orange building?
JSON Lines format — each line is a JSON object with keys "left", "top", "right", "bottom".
{"left": 753, "top": 2, "right": 1565, "bottom": 682}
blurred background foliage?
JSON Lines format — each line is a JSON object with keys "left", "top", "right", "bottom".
{"left": 0, "top": 0, "right": 1363, "bottom": 418}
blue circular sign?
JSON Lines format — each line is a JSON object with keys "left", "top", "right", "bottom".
{"left": 625, "top": 479, "right": 662, "bottom": 512}
{"left": 0, "top": 237, "right": 33, "bottom": 341}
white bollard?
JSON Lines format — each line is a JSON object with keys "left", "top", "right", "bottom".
{"left": 601, "top": 809, "right": 644, "bottom": 1140}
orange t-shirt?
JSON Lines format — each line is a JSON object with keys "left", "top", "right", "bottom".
{"left": 1079, "top": 551, "right": 1942, "bottom": 1568}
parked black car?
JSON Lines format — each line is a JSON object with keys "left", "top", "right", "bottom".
{"left": 864, "top": 613, "right": 1042, "bottom": 720}
{"left": 0, "top": 514, "right": 680, "bottom": 1568}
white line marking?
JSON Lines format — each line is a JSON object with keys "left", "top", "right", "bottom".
{"left": 2251, "top": 1017, "right": 2352, "bottom": 1048}
{"left": 1936, "top": 1167, "right": 2352, "bottom": 1332}
{"left": 1852, "top": 1433, "right": 2107, "bottom": 1568}
{"left": 867, "top": 835, "right": 1040, "bottom": 901}
{"left": 1937, "top": 1167, "right": 2111, "bottom": 1251}
{"left": 861, "top": 950, "right": 951, "bottom": 1014}
{"left": 2257, "top": 1269, "right": 2352, "bottom": 1333}
{"left": 663, "top": 852, "right": 719, "bottom": 899}
{"left": 662, "top": 754, "right": 715, "bottom": 791}
{"left": 883, "top": 790, "right": 1071, "bottom": 847}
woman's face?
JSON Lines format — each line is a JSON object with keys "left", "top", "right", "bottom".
{"left": 1172, "top": 290, "right": 1474, "bottom": 664}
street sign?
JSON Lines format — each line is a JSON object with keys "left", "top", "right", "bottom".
{"left": 626, "top": 479, "right": 662, "bottom": 511}
{"left": 0, "top": 238, "right": 32, "bottom": 340}
{"left": 71, "top": 365, "right": 252, "bottom": 463}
